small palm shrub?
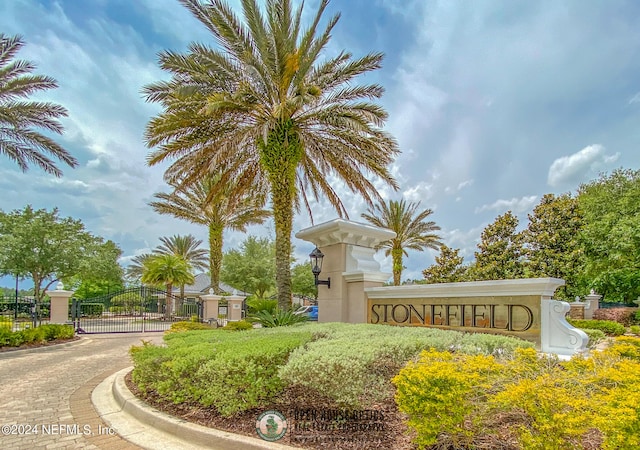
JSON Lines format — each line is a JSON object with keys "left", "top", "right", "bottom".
{"left": 249, "top": 308, "right": 308, "bottom": 327}
{"left": 246, "top": 298, "right": 278, "bottom": 314}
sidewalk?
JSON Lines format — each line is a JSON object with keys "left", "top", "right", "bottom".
{"left": 0, "top": 333, "right": 164, "bottom": 449}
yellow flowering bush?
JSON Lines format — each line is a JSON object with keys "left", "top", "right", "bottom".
{"left": 393, "top": 337, "right": 640, "bottom": 449}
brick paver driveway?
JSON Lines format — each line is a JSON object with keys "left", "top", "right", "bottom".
{"left": 0, "top": 333, "right": 164, "bottom": 449}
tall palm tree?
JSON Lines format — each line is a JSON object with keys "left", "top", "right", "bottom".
{"left": 143, "top": 0, "right": 399, "bottom": 309}
{"left": 149, "top": 175, "right": 270, "bottom": 293}
{"left": 362, "top": 199, "right": 443, "bottom": 285}
{"left": 141, "top": 254, "right": 195, "bottom": 317}
{"left": 153, "top": 234, "right": 208, "bottom": 301}
{"left": 0, "top": 34, "right": 77, "bottom": 176}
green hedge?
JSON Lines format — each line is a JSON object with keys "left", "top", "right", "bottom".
{"left": 278, "top": 323, "right": 533, "bottom": 408}
{"left": 0, "top": 324, "right": 75, "bottom": 348}
{"left": 567, "top": 318, "right": 626, "bottom": 336}
{"left": 130, "top": 322, "right": 533, "bottom": 417}
{"left": 130, "top": 327, "right": 313, "bottom": 416}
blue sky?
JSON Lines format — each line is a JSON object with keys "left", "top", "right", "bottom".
{"left": 1, "top": 0, "right": 640, "bottom": 288}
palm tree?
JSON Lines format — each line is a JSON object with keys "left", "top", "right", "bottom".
{"left": 143, "top": 0, "right": 399, "bottom": 310}
{"left": 153, "top": 234, "right": 208, "bottom": 302}
{"left": 149, "top": 175, "right": 270, "bottom": 293}
{"left": 125, "top": 253, "right": 152, "bottom": 284}
{"left": 362, "top": 199, "right": 443, "bottom": 285}
{"left": 0, "top": 34, "right": 77, "bottom": 176}
{"left": 141, "top": 254, "right": 195, "bottom": 317}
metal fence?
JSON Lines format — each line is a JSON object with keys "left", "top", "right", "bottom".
{"left": 0, "top": 296, "right": 50, "bottom": 330}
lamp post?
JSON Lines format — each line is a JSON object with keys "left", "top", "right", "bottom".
{"left": 309, "top": 247, "right": 330, "bottom": 289}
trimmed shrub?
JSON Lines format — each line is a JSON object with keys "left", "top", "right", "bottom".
{"left": 165, "top": 321, "right": 211, "bottom": 333}
{"left": 279, "top": 323, "right": 533, "bottom": 408}
{"left": 593, "top": 307, "right": 637, "bottom": 326}
{"left": 0, "top": 316, "right": 12, "bottom": 329}
{"left": 223, "top": 320, "right": 253, "bottom": 331}
{"left": 130, "top": 328, "right": 313, "bottom": 416}
{"left": 567, "top": 318, "right": 626, "bottom": 336}
{"left": 581, "top": 328, "right": 606, "bottom": 348}
{"left": 393, "top": 337, "right": 640, "bottom": 449}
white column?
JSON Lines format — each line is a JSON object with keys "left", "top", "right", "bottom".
{"left": 46, "top": 282, "right": 74, "bottom": 324}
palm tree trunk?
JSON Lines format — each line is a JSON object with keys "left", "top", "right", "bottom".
{"left": 392, "top": 247, "right": 403, "bottom": 286}
{"left": 261, "top": 120, "right": 301, "bottom": 311}
{"left": 209, "top": 222, "right": 223, "bottom": 294}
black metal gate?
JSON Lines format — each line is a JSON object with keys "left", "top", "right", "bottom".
{"left": 70, "top": 287, "right": 202, "bottom": 334}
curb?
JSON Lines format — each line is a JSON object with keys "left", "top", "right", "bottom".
{"left": 93, "top": 367, "right": 299, "bottom": 450}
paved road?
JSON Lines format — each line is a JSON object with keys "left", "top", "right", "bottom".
{"left": 0, "top": 333, "right": 165, "bottom": 450}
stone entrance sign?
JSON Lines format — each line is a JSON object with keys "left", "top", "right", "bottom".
{"left": 297, "top": 219, "right": 589, "bottom": 356}
{"left": 365, "top": 278, "right": 588, "bottom": 354}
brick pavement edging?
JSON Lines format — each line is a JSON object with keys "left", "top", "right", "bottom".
{"left": 93, "top": 367, "right": 298, "bottom": 450}
{"left": 69, "top": 365, "right": 141, "bottom": 450}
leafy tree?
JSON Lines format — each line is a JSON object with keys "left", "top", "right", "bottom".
{"left": 221, "top": 236, "right": 276, "bottom": 299}
{"left": 291, "top": 261, "right": 317, "bottom": 301}
{"left": 149, "top": 175, "right": 269, "bottom": 293}
{"left": 577, "top": 169, "right": 640, "bottom": 303}
{"left": 144, "top": 0, "right": 399, "bottom": 309}
{"left": 0, "top": 34, "right": 77, "bottom": 176}
{"left": 521, "top": 193, "right": 585, "bottom": 300}
{"left": 141, "top": 254, "right": 194, "bottom": 316}
{"left": 63, "top": 239, "right": 124, "bottom": 298}
{"left": 422, "top": 245, "right": 469, "bottom": 284}
{"left": 362, "top": 199, "right": 442, "bottom": 285}
{"left": 470, "top": 211, "right": 524, "bottom": 281}
{"left": 0, "top": 206, "right": 122, "bottom": 302}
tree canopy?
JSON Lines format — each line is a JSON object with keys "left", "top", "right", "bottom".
{"left": 0, "top": 205, "right": 123, "bottom": 301}
{"left": 221, "top": 236, "right": 276, "bottom": 299}
{"left": 577, "top": 169, "right": 640, "bottom": 302}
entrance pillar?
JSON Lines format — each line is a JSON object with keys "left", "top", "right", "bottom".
{"left": 227, "top": 295, "right": 245, "bottom": 321}
{"left": 296, "top": 219, "right": 394, "bottom": 323}
{"left": 200, "top": 290, "right": 222, "bottom": 323}
{"left": 46, "top": 282, "right": 74, "bottom": 324}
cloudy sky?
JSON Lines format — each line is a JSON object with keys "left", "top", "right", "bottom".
{"left": 1, "top": 0, "right": 639, "bottom": 288}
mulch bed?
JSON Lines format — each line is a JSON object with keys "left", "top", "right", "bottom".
{"left": 125, "top": 372, "right": 415, "bottom": 449}
{"left": 0, "top": 336, "right": 80, "bottom": 352}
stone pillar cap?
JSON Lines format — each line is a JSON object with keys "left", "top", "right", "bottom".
{"left": 296, "top": 218, "right": 396, "bottom": 248}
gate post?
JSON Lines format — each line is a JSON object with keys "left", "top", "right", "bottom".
{"left": 200, "top": 290, "right": 222, "bottom": 324}
{"left": 46, "top": 282, "right": 74, "bottom": 324}
{"left": 227, "top": 294, "right": 246, "bottom": 321}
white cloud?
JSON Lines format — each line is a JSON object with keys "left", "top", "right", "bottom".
{"left": 547, "top": 144, "right": 620, "bottom": 187}
{"left": 629, "top": 92, "right": 640, "bottom": 104}
{"left": 403, "top": 181, "right": 434, "bottom": 203}
{"left": 475, "top": 196, "right": 538, "bottom": 214}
